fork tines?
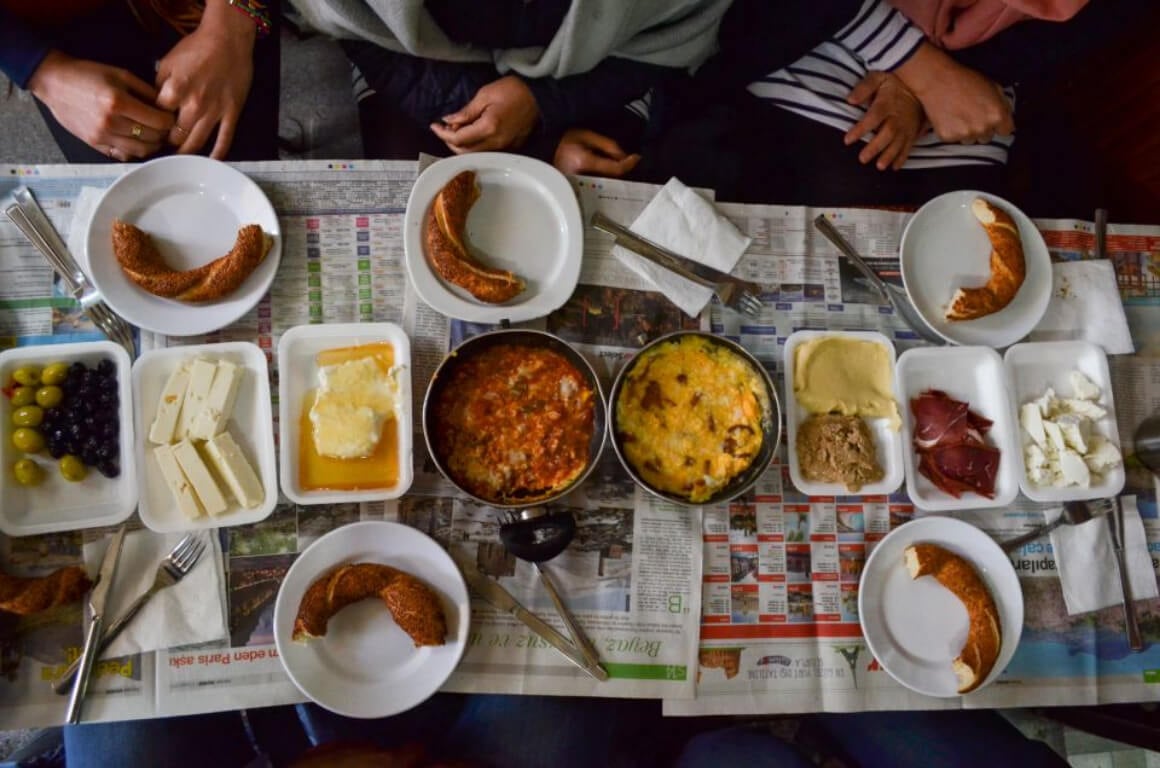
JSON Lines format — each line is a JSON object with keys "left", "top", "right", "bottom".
{"left": 167, "top": 534, "right": 207, "bottom": 576}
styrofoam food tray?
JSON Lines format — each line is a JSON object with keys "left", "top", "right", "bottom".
{"left": 784, "top": 330, "right": 904, "bottom": 496}
{"left": 895, "top": 346, "right": 1020, "bottom": 511}
{"left": 132, "top": 341, "right": 277, "bottom": 532}
{"left": 1004, "top": 340, "right": 1124, "bottom": 502}
{"left": 0, "top": 341, "right": 136, "bottom": 536}
{"left": 278, "top": 323, "right": 413, "bottom": 505}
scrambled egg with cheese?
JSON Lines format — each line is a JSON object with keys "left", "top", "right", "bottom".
{"left": 793, "top": 336, "right": 900, "bottom": 431}
{"left": 616, "top": 336, "right": 770, "bottom": 502}
{"left": 310, "top": 355, "right": 398, "bottom": 459}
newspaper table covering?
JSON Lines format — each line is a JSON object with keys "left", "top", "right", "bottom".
{"left": 0, "top": 162, "right": 1155, "bottom": 728}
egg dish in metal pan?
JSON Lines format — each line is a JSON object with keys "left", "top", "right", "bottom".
{"left": 613, "top": 333, "right": 775, "bottom": 503}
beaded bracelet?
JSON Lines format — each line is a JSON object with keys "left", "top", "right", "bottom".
{"left": 228, "top": 0, "right": 272, "bottom": 37}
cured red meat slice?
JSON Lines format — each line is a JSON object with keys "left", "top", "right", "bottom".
{"left": 928, "top": 443, "right": 999, "bottom": 498}
{"left": 911, "top": 389, "right": 1000, "bottom": 498}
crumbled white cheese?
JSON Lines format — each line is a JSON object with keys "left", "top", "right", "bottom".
{"left": 1018, "top": 369, "right": 1121, "bottom": 488}
{"left": 1020, "top": 403, "right": 1046, "bottom": 449}
{"left": 1057, "top": 449, "right": 1091, "bottom": 488}
{"left": 1061, "top": 398, "right": 1107, "bottom": 421}
{"left": 1070, "top": 370, "right": 1101, "bottom": 400}
{"left": 1084, "top": 436, "right": 1123, "bottom": 474}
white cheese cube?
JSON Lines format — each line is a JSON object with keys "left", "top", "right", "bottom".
{"left": 1024, "top": 443, "right": 1052, "bottom": 486}
{"left": 1069, "top": 370, "right": 1102, "bottom": 400}
{"left": 1058, "top": 449, "right": 1091, "bottom": 487}
{"left": 149, "top": 361, "right": 191, "bottom": 445}
{"left": 1033, "top": 388, "right": 1058, "bottom": 418}
{"left": 1042, "top": 420, "right": 1066, "bottom": 456}
{"left": 1062, "top": 399, "right": 1107, "bottom": 420}
{"left": 187, "top": 360, "right": 242, "bottom": 441}
{"left": 171, "top": 439, "right": 229, "bottom": 516}
{"left": 1020, "top": 402, "right": 1047, "bottom": 449}
{"left": 1055, "top": 413, "right": 1090, "bottom": 454}
{"left": 1083, "top": 436, "right": 1123, "bottom": 473}
{"left": 179, "top": 359, "right": 217, "bottom": 439}
{"left": 203, "top": 430, "right": 263, "bottom": 509}
{"left": 154, "top": 444, "right": 204, "bottom": 519}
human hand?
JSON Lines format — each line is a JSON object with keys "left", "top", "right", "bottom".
{"left": 430, "top": 75, "right": 540, "bottom": 153}
{"left": 553, "top": 129, "right": 641, "bottom": 178}
{"left": 844, "top": 71, "right": 925, "bottom": 171}
{"left": 155, "top": 0, "right": 257, "bottom": 159}
{"left": 894, "top": 42, "right": 1014, "bottom": 144}
{"left": 26, "top": 51, "right": 176, "bottom": 160}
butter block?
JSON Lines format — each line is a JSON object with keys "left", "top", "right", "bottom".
{"left": 179, "top": 359, "right": 218, "bottom": 440}
{"left": 203, "top": 430, "right": 263, "bottom": 509}
{"left": 149, "top": 361, "right": 192, "bottom": 445}
{"left": 154, "top": 444, "right": 204, "bottom": 519}
{"left": 309, "top": 356, "right": 397, "bottom": 459}
{"left": 171, "top": 439, "right": 228, "bottom": 516}
{"left": 187, "top": 360, "right": 243, "bottom": 441}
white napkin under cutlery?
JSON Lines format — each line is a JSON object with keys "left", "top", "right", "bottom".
{"left": 1030, "top": 260, "right": 1134, "bottom": 355}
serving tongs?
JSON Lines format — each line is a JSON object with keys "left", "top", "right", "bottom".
{"left": 4, "top": 187, "right": 135, "bottom": 358}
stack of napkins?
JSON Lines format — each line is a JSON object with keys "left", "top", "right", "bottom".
{"left": 1030, "top": 260, "right": 1134, "bottom": 355}
{"left": 610, "top": 178, "right": 752, "bottom": 317}
{"left": 84, "top": 529, "right": 227, "bottom": 656}
{"left": 1050, "top": 496, "right": 1158, "bottom": 615}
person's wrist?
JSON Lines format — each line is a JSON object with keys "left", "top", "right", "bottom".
{"left": 892, "top": 42, "right": 945, "bottom": 100}
{"left": 27, "top": 50, "right": 69, "bottom": 100}
{"left": 201, "top": 0, "right": 261, "bottom": 43}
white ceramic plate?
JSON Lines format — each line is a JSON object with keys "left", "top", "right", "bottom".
{"left": 403, "top": 152, "right": 582, "bottom": 323}
{"left": 132, "top": 341, "right": 277, "bottom": 532}
{"left": 900, "top": 190, "right": 1051, "bottom": 348}
{"left": 1004, "top": 340, "right": 1125, "bottom": 502}
{"left": 859, "top": 516, "right": 1023, "bottom": 697}
{"left": 895, "top": 347, "right": 1020, "bottom": 511}
{"left": 783, "top": 330, "right": 904, "bottom": 496}
{"left": 273, "top": 521, "right": 470, "bottom": 718}
{"left": 277, "top": 323, "right": 413, "bottom": 505}
{"left": 85, "top": 156, "right": 282, "bottom": 337}
{"left": 0, "top": 341, "right": 135, "bottom": 536}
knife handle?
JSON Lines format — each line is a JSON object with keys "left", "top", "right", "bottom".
{"left": 53, "top": 588, "right": 155, "bottom": 694}
{"left": 812, "top": 215, "right": 890, "bottom": 303}
{"left": 1112, "top": 546, "right": 1144, "bottom": 651}
{"left": 66, "top": 615, "right": 103, "bottom": 724}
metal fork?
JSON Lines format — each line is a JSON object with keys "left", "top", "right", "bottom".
{"left": 52, "top": 534, "right": 207, "bottom": 694}
{"left": 1000, "top": 498, "right": 1115, "bottom": 553}
{"left": 591, "top": 211, "right": 764, "bottom": 317}
{"left": 4, "top": 188, "right": 136, "bottom": 358}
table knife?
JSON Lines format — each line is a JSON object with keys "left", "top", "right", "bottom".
{"left": 460, "top": 564, "right": 609, "bottom": 681}
{"left": 1105, "top": 498, "right": 1144, "bottom": 651}
{"left": 66, "top": 523, "right": 128, "bottom": 724}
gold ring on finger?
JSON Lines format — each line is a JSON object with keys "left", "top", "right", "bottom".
{"left": 130, "top": 124, "right": 144, "bottom": 139}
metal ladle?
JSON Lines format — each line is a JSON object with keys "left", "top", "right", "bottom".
{"left": 1133, "top": 413, "right": 1160, "bottom": 478}
{"left": 498, "top": 508, "right": 602, "bottom": 666}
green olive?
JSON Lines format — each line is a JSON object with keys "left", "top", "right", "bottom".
{"left": 59, "top": 454, "right": 87, "bottom": 482}
{"left": 41, "top": 362, "right": 69, "bottom": 386}
{"left": 12, "top": 458, "right": 43, "bottom": 486}
{"left": 11, "top": 405, "right": 43, "bottom": 428}
{"left": 11, "top": 366, "right": 41, "bottom": 387}
{"left": 34, "top": 386, "right": 63, "bottom": 409}
{"left": 11, "top": 427, "right": 45, "bottom": 453}
{"left": 9, "top": 386, "right": 36, "bottom": 408}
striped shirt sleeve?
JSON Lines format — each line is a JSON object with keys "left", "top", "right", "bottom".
{"left": 833, "top": 0, "right": 925, "bottom": 72}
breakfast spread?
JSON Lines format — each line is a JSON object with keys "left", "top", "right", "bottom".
{"left": 911, "top": 390, "right": 1000, "bottom": 499}
{"left": 424, "top": 170, "right": 525, "bottom": 303}
{"left": 112, "top": 219, "right": 273, "bottom": 303}
{"left": 792, "top": 336, "right": 900, "bottom": 430}
{"left": 149, "top": 355, "right": 263, "bottom": 517}
{"left": 430, "top": 344, "right": 595, "bottom": 503}
{"left": 795, "top": 414, "right": 883, "bottom": 492}
{"left": 299, "top": 342, "right": 401, "bottom": 492}
{"left": 4, "top": 359, "right": 121, "bottom": 484}
{"left": 0, "top": 565, "right": 91, "bottom": 616}
{"left": 904, "top": 543, "right": 1001, "bottom": 694}
{"left": 1019, "top": 370, "right": 1122, "bottom": 488}
{"left": 615, "top": 335, "right": 769, "bottom": 502}
{"left": 292, "top": 562, "right": 446, "bottom": 648}
{"left": 945, "top": 198, "right": 1026, "bottom": 322}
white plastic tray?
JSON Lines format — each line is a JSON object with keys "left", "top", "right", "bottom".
{"left": 783, "top": 330, "right": 904, "bottom": 497}
{"left": 895, "top": 346, "right": 1020, "bottom": 511}
{"left": 278, "top": 323, "right": 413, "bottom": 505}
{"left": 0, "top": 341, "right": 136, "bottom": 536}
{"left": 132, "top": 341, "right": 277, "bottom": 532}
{"left": 1004, "top": 340, "right": 1125, "bottom": 502}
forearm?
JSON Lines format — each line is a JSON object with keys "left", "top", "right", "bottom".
{"left": 0, "top": 9, "right": 53, "bottom": 89}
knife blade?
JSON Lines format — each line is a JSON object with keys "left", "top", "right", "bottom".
{"left": 1104, "top": 498, "right": 1143, "bottom": 651}
{"left": 460, "top": 564, "right": 609, "bottom": 681}
{"left": 66, "top": 523, "right": 128, "bottom": 724}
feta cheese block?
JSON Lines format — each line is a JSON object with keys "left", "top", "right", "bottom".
{"left": 309, "top": 355, "right": 398, "bottom": 459}
{"left": 171, "top": 439, "right": 229, "bottom": 516}
{"left": 154, "top": 443, "right": 205, "bottom": 519}
{"left": 187, "top": 360, "right": 243, "bottom": 440}
{"left": 203, "top": 430, "right": 263, "bottom": 509}
{"left": 179, "top": 359, "right": 218, "bottom": 440}
{"left": 149, "top": 361, "right": 192, "bottom": 445}
{"left": 1069, "top": 370, "right": 1101, "bottom": 400}
{"left": 1019, "top": 402, "right": 1046, "bottom": 449}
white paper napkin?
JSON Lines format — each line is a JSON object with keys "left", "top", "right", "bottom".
{"left": 1029, "top": 260, "right": 1134, "bottom": 355}
{"left": 1050, "top": 496, "right": 1158, "bottom": 615}
{"left": 66, "top": 186, "right": 103, "bottom": 275}
{"left": 610, "top": 177, "right": 752, "bottom": 318}
{"left": 84, "top": 529, "right": 228, "bottom": 656}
